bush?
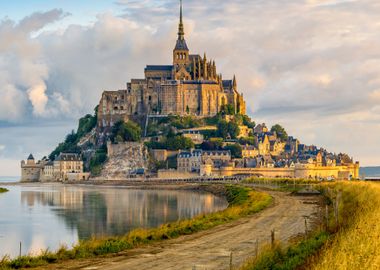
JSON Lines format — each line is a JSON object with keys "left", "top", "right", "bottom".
{"left": 111, "top": 120, "right": 142, "bottom": 143}
{"left": 200, "top": 138, "right": 224, "bottom": 151}
{"left": 89, "top": 145, "right": 108, "bottom": 176}
{"left": 223, "top": 144, "right": 242, "bottom": 159}
{"left": 49, "top": 107, "right": 97, "bottom": 160}
{"left": 271, "top": 124, "right": 288, "bottom": 142}
{"left": 239, "top": 137, "right": 255, "bottom": 145}
{"left": 217, "top": 120, "right": 240, "bottom": 139}
{"left": 0, "top": 188, "right": 8, "bottom": 193}
{"left": 146, "top": 136, "right": 194, "bottom": 151}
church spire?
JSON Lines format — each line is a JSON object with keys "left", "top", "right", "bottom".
{"left": 174, "top": 0, "right": 188, "bottom": 52}
{"left": 178, "top": 0, "right": 185, "bottom": 40}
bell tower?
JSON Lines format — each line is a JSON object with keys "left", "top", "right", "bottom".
{"left": 173, "top": 0, "right": 189, "bottom": 67}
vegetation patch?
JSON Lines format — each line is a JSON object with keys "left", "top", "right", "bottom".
{"left": 240, "top": 181, "right": 380, "bottom": 270}
{"left": 0, "top": 188, "right": 8, "bottom": 193}
{"left": 306, "top": 182, "right": 380, "bottom": 270}
{"left": 0, "top": 185, "right": 272, "bottom": 269}
{"left": 240, "top": 232, "right": 329, "bottom": 270}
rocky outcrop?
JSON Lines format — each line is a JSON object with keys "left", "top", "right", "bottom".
{"left": 97, "top": 142, "right": 149, "bottom": 180}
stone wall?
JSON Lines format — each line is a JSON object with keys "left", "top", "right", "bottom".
{"left": 158, "top": 169, "right": 198, "bottom": 179}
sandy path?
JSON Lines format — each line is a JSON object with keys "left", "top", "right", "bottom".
{"left": 37, "top": 191, "right": 320, "bottom": 270}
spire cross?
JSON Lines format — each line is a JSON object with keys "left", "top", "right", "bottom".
{"left": 178, "top": 0, "right": 185, "bottom": 40}
{"left": 180, "top": 0, "right": 183, "bottom": 24}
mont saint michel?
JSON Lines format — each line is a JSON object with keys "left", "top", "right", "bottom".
{"left": 1, "top": 1, "right": 378, "bottom": 270}
{"left": 20, "top": 0, "right": 359, "bottom": 183}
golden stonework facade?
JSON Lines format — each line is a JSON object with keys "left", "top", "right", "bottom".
{"left": 98, "top": 1, "right": 246, "bottom": 128}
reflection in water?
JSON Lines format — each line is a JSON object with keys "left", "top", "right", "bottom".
{"left": 0, "top": 185, "right": 227, "bottom": 258}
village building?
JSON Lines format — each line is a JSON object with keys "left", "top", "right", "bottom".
{"left": 177, "top": 149, "right": 203, "bottom": 173}
{"left": 53, "top": 153, "right": 86, "bottom": 181}
{"left": 241, "top": 145, "right": 259, "bottom": 158}
{"left": 20, "top": 153, "right": 88, "bottom": 182}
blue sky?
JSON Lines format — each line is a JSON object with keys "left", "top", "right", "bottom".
{"left": 0, "top": 0, "right": 115, "bottom": 21}
{"left": 0, "top": 0, "right": 380, "bottom": 176}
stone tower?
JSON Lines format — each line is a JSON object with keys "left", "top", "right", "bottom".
{"left": 173, "top": 0, "right": 191, "bottom": 80}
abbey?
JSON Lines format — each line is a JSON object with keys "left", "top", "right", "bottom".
{"left": 98, "top": 1, "right": 246, "bottom": 128}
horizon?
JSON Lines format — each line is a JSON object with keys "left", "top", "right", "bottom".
{"left": 1, "top": 0, "right": 380, "bottom": 176}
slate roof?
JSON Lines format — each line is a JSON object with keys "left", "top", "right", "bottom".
{"left": 145, "top": 65, "right": 173, "bottom": 72}
{"left": 222, "top": 80, "right": 233, "bottom": 88}
{"left": 55, "top": 153, "right": 82, "bottom": 162}
{"left": 175, "top": 39, "right": 189, "bottom": 51}
{"left": 27, "top": 154, "right": 34, "bottom": 160}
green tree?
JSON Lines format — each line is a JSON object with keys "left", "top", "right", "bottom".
{"left": 89, "top": 144, "right": 108, "bottom": 176}
{"left": 227, "top": 121, "right": 240, "bottom": 139}
{"left": 271, "top": 124, "right": 288, "bottom": 142}
{"left": 220, "top": 104, "right": 235, "bottom": 115}
{"left": 217, "top": 120, "right": 240, "bottom": 139}
{"left": 224, "top": 144, "right": 242, "bottom": 159}
{"left": 49, "top": 106, "right": 98, "bottom": 160}
{"left": 111, "top": 120, "right": 142, "bottom": 142}
{"left": 239, "top": 137, "right": 255, "bottom": 145}
{"left": 166, "top": 136, "right": 194, "bottom": 151}
{"left": 242, "top": 115, "right": 256, "bottom": 129}
{"left": 217, "top": 120, "right": 229, "bottom": 139}
{"left": 200, "top": 138, "right": 224, "bottom": 151}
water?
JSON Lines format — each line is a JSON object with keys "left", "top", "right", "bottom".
{"left": 0, "top": 184, "right": 227, "bottom": 258}
{"left": 0, "top": 176, "right": 19, "bottom": 183}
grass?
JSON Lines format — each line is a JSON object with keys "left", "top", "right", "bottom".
{"left": 306, "top": 182, "right": 380, "bottom": 270}
{"left": 240, "top": 232, "right": 330, "bottom": 270}
{"left": 0, "top": 185, "right": 272, "bottom": 269}
{"left": 242, "top": 177, "right": 321, "bottom": 185}
{"left": 0, "top": 188, "right": 8, "bottom": 193}
{"left": 240, "top": 181, "right": 380, "bottom": 270}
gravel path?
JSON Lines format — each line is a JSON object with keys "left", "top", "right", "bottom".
{"left": 36, "top": 191, "right": 320, "bottom": 270}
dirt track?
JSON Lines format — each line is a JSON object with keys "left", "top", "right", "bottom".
{"left": 38, "top": 190, "right": 321, "bottom": 270}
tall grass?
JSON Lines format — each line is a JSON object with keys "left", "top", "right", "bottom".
{"left": 243, "top": 177, "right": 321, "bottom": 185}
{"left": 240, "top": 181, "right": 380, "bottom": 270}
{"left": 240, "top": 232, "right": 329, "bottom": 270}
{"left": 0, "top": 185, "right": 272, "bottom": 269}
{"left": 307, "top": 182, "right": 380, "bottom": 270}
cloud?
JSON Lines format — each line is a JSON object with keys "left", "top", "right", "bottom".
{"left": 0, "top": 1, "right": 379, "bottom": 166}
{"left": 0, "top": 9, "right": 69, "bottom": 121}
{"left": 0, "top": 145, "right": 5, "bottom": 151}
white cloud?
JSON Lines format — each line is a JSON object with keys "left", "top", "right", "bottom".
{"left": 0, "top": 1, "right": 380, "bottom": 167}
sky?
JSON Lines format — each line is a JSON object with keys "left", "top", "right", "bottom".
{"left": 0, "top": 0, "right": 379, "bottom": 176}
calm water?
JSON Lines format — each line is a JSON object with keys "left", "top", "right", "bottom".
{"left": 0, "top": 184, "right": 228, "bottom": 258}
{"left": 0, "top": 176, "right": 19, "bottom": 183}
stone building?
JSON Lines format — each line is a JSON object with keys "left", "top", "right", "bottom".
{"left": 177, "top": 149, "right": 203, "bottom": 173}
{"left": 20, "top": 154, "right": 44, "bottom": 182}
{"left": 53, "top": 153, "right": 86, "bottom": 181}
{"left": 97, "top": 1, "right": 246, "bottom": 128}
{"left": 201, "top": 150, "right": 232, "bottom": 169}
{"left": 21, "top": 153, "right": 87, "bottom": 182}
